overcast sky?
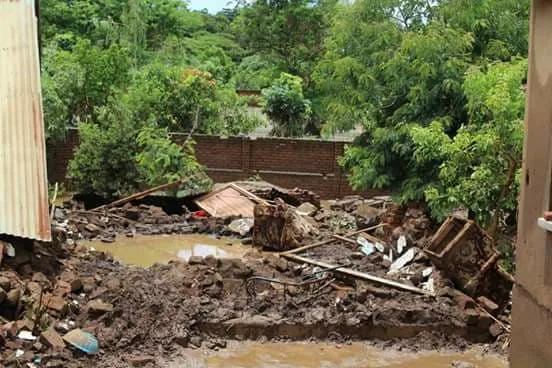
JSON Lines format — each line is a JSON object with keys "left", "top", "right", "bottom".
{"left": 189, "top": 0, "right": 230, "bottom": 13}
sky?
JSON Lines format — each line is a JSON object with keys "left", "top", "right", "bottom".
{"left": 189, "top": 0, "right": 230, "bottom": 13}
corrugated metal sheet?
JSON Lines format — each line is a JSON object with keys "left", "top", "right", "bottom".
{"left": 195, "top": 185, "right": 258, "bottom": 218}
{"left": 0, "top": 0, "right": 51, "bottom": 241}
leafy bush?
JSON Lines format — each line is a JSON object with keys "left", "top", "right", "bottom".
{"left": 68, "top": 103, "right": 141, "bottom": 197}
{"left": 411, "top": 59, "right": 526, "bottom": 228}
{"left": 262, "top": 73, "right": 312, "bottom": 137}
{"left": 69, "top": 101, "right": 212, "bottom": 198}
{"left": 136, "top": 126, "right": 212, "bottom": 195}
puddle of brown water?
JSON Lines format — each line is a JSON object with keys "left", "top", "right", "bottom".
{"left": 189, "top": 342, "right": 507, "bottom": 368}
{"left": 86, "top": 235, "right": 245, "bottom": 267}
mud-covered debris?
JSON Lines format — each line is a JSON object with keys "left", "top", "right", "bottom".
{"left": 124, "top": 354, "right": 156, "bottom": 367}
{"left": 425, "top": 217, "right": 513, "bottom": 307}
{"left": 40, "top": 328, "right": 65, "bottom": 349}
{"left": 253, "top": 199, "right": 318, "bottom": 251}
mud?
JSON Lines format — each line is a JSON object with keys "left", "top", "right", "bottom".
{"left": 191, "top": 342, "right": 507, "bottom": 368}
{"left": 86, "top": 235, "right": 246, "bottom": 267}
{"left": 0, "top": 190, "right": 512, "bottom": 367}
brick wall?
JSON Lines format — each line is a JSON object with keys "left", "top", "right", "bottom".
{"left": 48, "top": 129, "right": 383, "bottom": 199}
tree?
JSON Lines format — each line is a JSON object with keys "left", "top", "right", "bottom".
{"left": 262, "top": 73, "right": 312, "bottom": 137}
{"left": 232, "top": 0, "right": 337, "bottom": 84}
{"left": 315, "top": 0, "right": 529, "bottom": 203}
{"left": 411, "top": 59, "right": 526, "bottom": 230}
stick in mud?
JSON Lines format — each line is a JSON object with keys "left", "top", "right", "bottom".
{"left": 91, "top": 179, "right": 186, "bottom": 212}
{"left": 282, "top": 253, "right": 434, "bottom": 296}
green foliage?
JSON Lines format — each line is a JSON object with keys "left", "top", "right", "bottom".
{"left": 69, "top": 102, "right": 213, "bottom": 198}
{"left": 316, "top": 0, "right": 529, "bottom": 214}
{"left": 68, "top": 103, "right": 141, "bottom": 197}
{"left": 232, "top": 0, "right": 337, "bottom": 83}
{"left": 262, "top": 73, "right": 312, "bottom": 137}
{"left": 411, "top": 59, "right": 526, "bottom": 226}
{"left": 233, "top": 55, "right": 285, "bottom": 89}
{"left": 136, "top": 126, "right": 213, "bottom": 195}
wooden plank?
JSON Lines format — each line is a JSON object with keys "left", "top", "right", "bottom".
{"left": 282, "top": 253, "right": 434, "bottom": 296}
{"left": 91, "top": 180, "right": 184, "bottom": 212}
{"left": 333, "top": 234, "right": 358, "bottom": 245}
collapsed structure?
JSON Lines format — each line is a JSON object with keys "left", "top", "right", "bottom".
{"left": 0, "top": 180, "right": 513, "bottom": 367}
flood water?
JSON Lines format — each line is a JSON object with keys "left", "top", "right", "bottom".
{"left": 86, "top": 235, "right": 246, "bottom": 267}
{"left": 183, "top": 342, "right": 507, "bottom": 368}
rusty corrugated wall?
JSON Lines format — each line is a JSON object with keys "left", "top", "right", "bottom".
{"left": 0, "top": 0, "right": 51, "bottom": 241}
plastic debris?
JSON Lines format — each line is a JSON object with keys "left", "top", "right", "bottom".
{"left": 18, "top": 331, "right": 37, "bottom": 341}
{"left": 357, "top": 237, "right": 375, "bottom": 256}
{"left": 375, "top": 242, "right": 385, "bottom": 253}
{"left": 6, "top": 243, "right": 15, "bottom": 257}
{"left": 228, "top": 218, "right": 254, "bottom": 236}
{"left": 16, "top": 349, "right": 24, "bottom": 358}
{"left": 397, "top": 235, "right": 407, "bottom": 255}
{"left": 63, "top": 329, "right": 99, "bottom": 354}
{"left": 422, "top": 277, "right": 435, "bottom": 293}
{"left": 389, "top": 248, "right": 417, "bottom": 273}
{"left": 422, "top": 267, "right": 433, "bottom": 278}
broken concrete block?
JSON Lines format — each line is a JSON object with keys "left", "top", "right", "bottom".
{"left": 40, "top": 328, "right": 65, "bottom": 349}
{"left": 452, "top": 291, "right": 476, "bottom": 310}
{"left": 477, "top": 296, "right": 499, "bottom": 314}
{"left": 489, "top": 323, "right": 503, "bottom": 338}
{"left": 296, "top": 202, "right": 318, "bottom": 216}
{"left": 87, "top": 299, "right": 114, "bottom": 315}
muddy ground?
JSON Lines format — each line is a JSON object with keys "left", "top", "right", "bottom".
{"left": 0, "top": 190, "right": 512, "bottom": 367}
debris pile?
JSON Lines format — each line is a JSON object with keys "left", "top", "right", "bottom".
{"left": 0, "top": 180, "right": 514, "bottom": 366}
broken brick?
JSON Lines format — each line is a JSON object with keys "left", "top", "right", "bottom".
{"left": 53, "top": 281, "right": 72, "bottom": 297}
{"left": 60, "top": 272, "right": 83, "bottom": 292}
{"left": 40, "top": 328, "right": 65, "bottom": 350}
{"left": 44, "top": 295, "right": 68, "bottom": 316}
{"left": 477, "top": 296, "right": 499, "bottom": 314}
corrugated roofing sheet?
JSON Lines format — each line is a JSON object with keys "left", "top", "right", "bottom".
{"left": 0, "top": 0, "right": 51, "bottom": 241}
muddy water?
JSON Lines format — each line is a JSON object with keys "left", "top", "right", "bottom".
{"left": 187, "top": 343, "right": 507, "bottom": 368}
{"left": 86, "top": 235, "right": 246, "bottom": 267}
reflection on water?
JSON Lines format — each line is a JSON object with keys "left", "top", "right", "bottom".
{"left": 176, "top": 244, "right": 230, "bottom": 261}
{"left": 86, "top": 235, "right": 245, "bottom": 267}
{"left": 187, "top": 342, "right": 507, "bottom": 368}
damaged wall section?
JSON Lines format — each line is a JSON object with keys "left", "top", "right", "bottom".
{"left": 0, "top": 0, "right": 51, "bottom": 241}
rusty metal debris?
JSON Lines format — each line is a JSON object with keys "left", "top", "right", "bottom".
{"left": 0, "top": 0, "right": 51, "bottom": 241}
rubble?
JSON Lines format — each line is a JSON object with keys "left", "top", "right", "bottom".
{"left": 0, "top": 182, "right": 514, "bottom": 366}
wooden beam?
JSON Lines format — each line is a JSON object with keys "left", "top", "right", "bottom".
{"left": 282, "top": 253, "right": 434, "bottom": 296}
